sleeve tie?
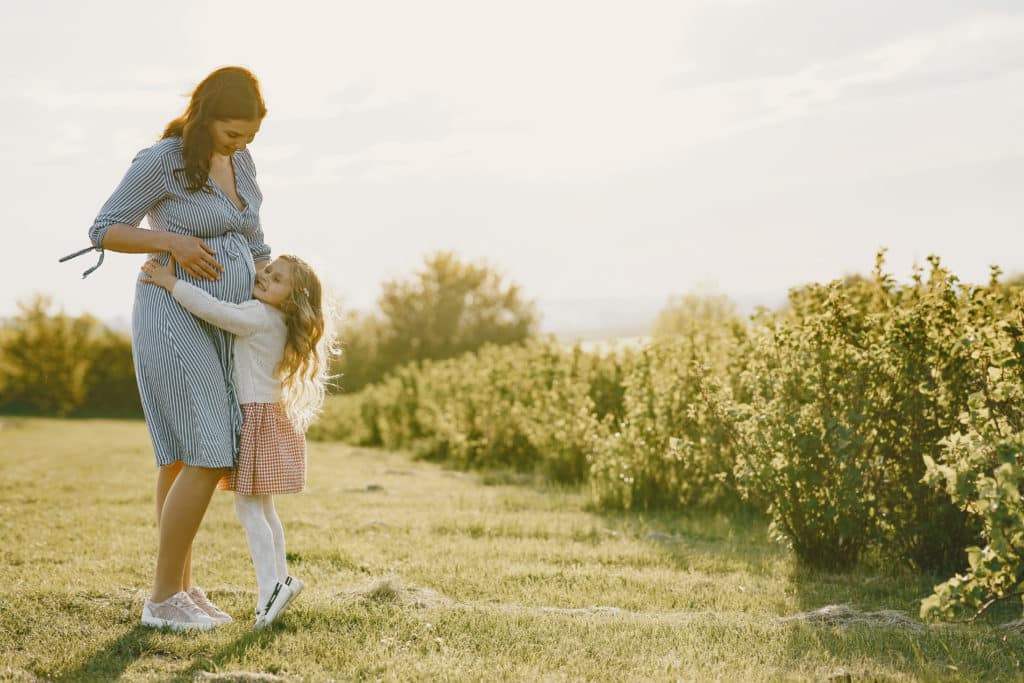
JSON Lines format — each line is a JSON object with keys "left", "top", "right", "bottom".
{"left": 58, "top": 245, "right": 105, "bottom": 279}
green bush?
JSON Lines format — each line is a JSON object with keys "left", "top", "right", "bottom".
{"left": 729, "top": 283, "right": 884, "bottom": 569}
{"left": 81, "top": 329, "right": 142, "bottom": 416}
{"left": 314, "top": 338, "right": 622, "bottom": 483}
{"left": 728, "top": 256, "right": 983, "bottom": 571}
{"left": 921, "top": 313, "right": 1024, "bottom": 622}
{"left": 0, "top": 295, "right": 140, "bottom": 417}
{"left": 589, "top": 335, "right": 743, "bottom": 511}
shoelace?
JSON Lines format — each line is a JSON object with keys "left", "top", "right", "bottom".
{"left": 190, "top": 589, "right": 223, "bottom": 614}
{"left": 171, "top": 594, "right": 209, "bottom": 620}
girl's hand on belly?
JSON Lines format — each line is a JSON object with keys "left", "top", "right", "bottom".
{"left": 140, "top": 256, "right": 179, "bottom": 291}
{"left": 169, "top": 234, "right": 225, "bottom": 280}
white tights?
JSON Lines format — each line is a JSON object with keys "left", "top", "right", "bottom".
{"left": 234, "top": 494, "right": 288, "bottom": 609}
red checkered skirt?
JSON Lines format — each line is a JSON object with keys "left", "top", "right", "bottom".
{"left": 219, "top": 402, "right": 306, "bottom": 495}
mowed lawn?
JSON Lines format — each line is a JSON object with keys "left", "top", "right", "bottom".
{"left": 0, "top": 418, "right": 1021, "bottom": 681}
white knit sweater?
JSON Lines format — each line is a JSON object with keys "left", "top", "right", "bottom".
{"left": 171, "top": 281, "right": 287, "bottom": 404}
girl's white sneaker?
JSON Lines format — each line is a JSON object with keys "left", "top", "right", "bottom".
{"left": 141, "top": 591, "right": 217, "bottom": 631}
{"left": 254, "top": 581, "right": 294, "bottom": 629}
{"left": 280, "top": 575, "right": 303, "bottom": 612}
{"left": 187, "top": 586, "right": 233, "bottom": 624}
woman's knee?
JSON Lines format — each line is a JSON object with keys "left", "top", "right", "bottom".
{"left": 182, "top": 464, "right": 231, "bottom": 482}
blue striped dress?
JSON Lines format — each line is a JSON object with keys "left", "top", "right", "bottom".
{"left": 89, "top": 136, "right": 270, "bottom": 468}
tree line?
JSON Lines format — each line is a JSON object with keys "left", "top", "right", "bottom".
{"left": 0, "top": 252, "right": 536, "bottom": 415}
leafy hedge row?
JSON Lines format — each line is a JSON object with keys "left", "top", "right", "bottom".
{"left": 312, "top": 254, "right": 1024, "bottom": 621}
{"left": 0, "top": 296, "right": 141, "bottom": 417}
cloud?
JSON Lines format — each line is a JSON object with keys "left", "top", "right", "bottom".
{"left": 671, "top": 0, "right": 1023, "bottom": 87}
{"left": 844, "top": 15, "right": 1024, "bottom": 98}
{"left": 19, "top": 85, "right": 180, "bottom": 112}
{"left": 664, "top": 11, "right": 1024, "bottom": 139}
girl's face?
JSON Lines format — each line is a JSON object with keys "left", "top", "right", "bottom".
{"left": 209, "top": 118, "right": 260, "bottom": 157}
{"left": 254, "top": 258, "right": 294, "bottom": 308}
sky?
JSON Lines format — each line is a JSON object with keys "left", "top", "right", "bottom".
{"left": 2, "top": 0, "right": 1022, "bottom": 335}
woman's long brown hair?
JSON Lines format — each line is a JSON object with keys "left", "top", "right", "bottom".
{"left": 162, "top": 66, "right": 267, "bottom": 192}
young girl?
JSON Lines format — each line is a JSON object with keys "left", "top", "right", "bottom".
{"left": 141, "top": 253, "right": 332, "bottom": 628}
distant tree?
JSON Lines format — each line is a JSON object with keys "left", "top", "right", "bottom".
{"left": 334, "top": 251, "right": 538, "bottom": 391}
{"left": 333, "top": 310, "right": 387, "bottom": 393}
{"left": 0, "top": 296, "right": 99, "bottom": 415}
{"left": 81, "top": 329, "right": 142, "bottom": 416}
{"left": 1003, "top": 271, "right": 1024, "bottom": 289}
{"left": 650, "top": 289, "right": 744, "bottom": 371}
{"left": 651, "top": 289, "right": 740, "bottom": 340}
{"left": 0, "top": 295, "right": 140, "bottom": 416}
{"left": 378, "top": 251, "right": 538, "bottom": 363}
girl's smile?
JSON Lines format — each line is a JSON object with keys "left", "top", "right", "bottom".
{"left": 254, "top": 258, "right": 294, "bottom": 307}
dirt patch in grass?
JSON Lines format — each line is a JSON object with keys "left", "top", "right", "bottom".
{"left": 194, "top": 672, "right": 290, "bottom": 682}
{"left": 1001, "top": 619, "right": 1024, "bottom": 633}
{"left": 338, "top": 578, "right": 454, "bottom": 609}
{"left": 778, "top": 604, "right": 925, "bottom": 632}
{"left": 337, "top": 578, "right": 731, "bottom": 623}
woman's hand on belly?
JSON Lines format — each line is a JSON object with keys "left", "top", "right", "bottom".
{"left": 168, "top": 233, "right": 224, "bottom": 281}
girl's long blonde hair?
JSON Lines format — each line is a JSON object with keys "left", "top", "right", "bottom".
{"left": 275, "top": 255, "right": 336, "bottom": 431}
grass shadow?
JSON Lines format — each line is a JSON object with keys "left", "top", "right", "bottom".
{"left": 54, "top": 623, "right": 287, "bottom": 682}
{"left": 181, "top": 626, "right": 287, "bottom": 680}
{"left": 592, "top": 505, "right": 784, "bottom": 575}
{"left": 55, "top": 625, "right": 153, "bottom": 682}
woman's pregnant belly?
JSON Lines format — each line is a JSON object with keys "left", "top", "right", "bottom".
{"left": 176, "top": 232, "right": 255, "bottom": 305}
{"left": 136, "top": 231, "right": 255, "bottom": 307}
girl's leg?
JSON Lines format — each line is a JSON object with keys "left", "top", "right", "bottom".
{"left": 151, "top": 465, "right": 228, "bottom": 603}
{"left": 261, "top": 496, "right": 289, "bottom": 581}
{"left": 234, "top": 494, "right": 279, "bottom": 609}
{"left": 155, "top": 461, "right": 193, "bottom": 590}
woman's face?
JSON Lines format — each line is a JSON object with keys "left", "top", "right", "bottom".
{"left": 209, "top": 118, "right": 261, "bottom": 157}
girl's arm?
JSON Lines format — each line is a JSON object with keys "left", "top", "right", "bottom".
{"left": 140, "top": 257, "right": 264, "bottom": 336}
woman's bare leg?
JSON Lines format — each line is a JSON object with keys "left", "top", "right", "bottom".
{"left": 155, "top": 462, "right": 193, "bottom": 590}
{"left": 151, "top": 465, "right": 229, "bottom": 602}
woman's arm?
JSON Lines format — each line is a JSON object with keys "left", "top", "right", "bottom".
{"left": 89, "top": 143, "right": 223, "bottom": 280}
{"left": 103, "top": 225, "right": 224, "bottom": 280}
{"left": 239, "top": 150, "right": 271, "bottom": 270}
{"left": 141, "top": 257, "right": 263, "bottom": 336}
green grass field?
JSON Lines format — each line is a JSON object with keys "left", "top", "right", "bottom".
{"left": 1, "top": 418, "right": 1021, "bottom": 681}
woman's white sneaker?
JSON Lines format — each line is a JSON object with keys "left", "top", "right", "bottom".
{"left": 254, "top": 581, "right": 294, "bottom": 629}
{"left": 187, "top": 586, "right": 233, "bottom": 624}
{"left": 141, "top": 591, "right": 217, "bottom": 631}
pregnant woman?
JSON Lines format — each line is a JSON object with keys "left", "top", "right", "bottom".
{"left": 85, "top": 67, "right": 270, "bottom": 630}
